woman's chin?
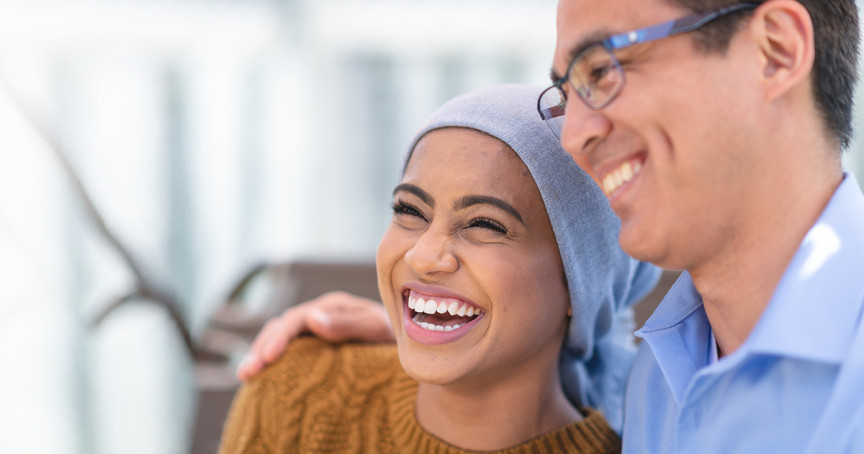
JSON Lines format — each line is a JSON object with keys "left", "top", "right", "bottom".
{"left": 395, "top": 344, "right": 468, "bottom": 386}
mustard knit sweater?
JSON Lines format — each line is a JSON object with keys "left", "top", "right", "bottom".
{"left": 219, "top": 337, "right": 621, "bottom": 453}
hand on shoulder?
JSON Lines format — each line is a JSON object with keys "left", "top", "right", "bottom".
{"left": 236, "top": 291, "right": 394, "bottom": 381}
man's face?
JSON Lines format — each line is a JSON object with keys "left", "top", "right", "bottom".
{"left": 553, "top": 0, "right": 766, "bottom": 271}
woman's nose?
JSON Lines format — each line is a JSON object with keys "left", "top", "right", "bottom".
{"left": 404, "top": 228, "right": 459, "bottom": 276}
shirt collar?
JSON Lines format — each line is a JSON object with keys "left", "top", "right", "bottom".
{"left": 636, "top": 272, "right": 712, "bottom": 403}
{"left": 745, "top": 173, "right": 864, "bottom": 363}
{"left": 639, "top": 272, "right": 703, "bottom": 333}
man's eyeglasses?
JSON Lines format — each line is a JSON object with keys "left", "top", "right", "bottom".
{"left": 537, "top": 3, "right": 759, "bottom": 138}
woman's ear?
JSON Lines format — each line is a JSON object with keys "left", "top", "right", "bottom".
{"left": 749, "top": 0, "right": 815, "bottom": 101}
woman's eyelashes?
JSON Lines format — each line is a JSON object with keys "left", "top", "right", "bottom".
{"left": 391, "top": 200, "right": 429, "bottom": 231}
{"left": 392, "top": 198, "right": 510, "bottom": 236}
{"left": 392, "top": 200, "right": 425, "bottom": 220}
{"left": 467, "top": 217, "right": 508, "bottom": 235}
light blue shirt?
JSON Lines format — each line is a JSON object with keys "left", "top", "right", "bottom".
{"left": 622, "top": 173, "right": 864, "bottom": 453}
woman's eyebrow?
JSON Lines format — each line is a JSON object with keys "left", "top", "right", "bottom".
{"left": 392, "top": 183, "right": 434, "bottom": 207}
{"left": 454, "top": 195, "right": 524, "bottom": 225}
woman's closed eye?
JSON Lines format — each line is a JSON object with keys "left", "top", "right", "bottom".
{"left": 392, "top": 200, "right": 428, "bottom": 226}
{"left": 392, "top": 198, "right": 512, "bottom": 237}
{"left": 466, "top": 217, "right": 508, "bottom": 235}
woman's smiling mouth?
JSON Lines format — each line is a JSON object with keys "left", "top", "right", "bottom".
{"left": 402, "top": 289, "right": 485, "bottom": 344}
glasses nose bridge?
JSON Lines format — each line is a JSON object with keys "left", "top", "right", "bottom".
{"left": 404, "top": 223, "right": 458, "bottom": 276}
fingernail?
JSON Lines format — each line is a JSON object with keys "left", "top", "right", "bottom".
{"left": 236, "top": 352, "right": 250, "bottom": 371}
{"left": 310, "top": 309, "right": 330, "bottom": 327}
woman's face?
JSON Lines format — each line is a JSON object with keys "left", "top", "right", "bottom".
{"left": 376, "top": 127, "right": 571, "bottom": 386}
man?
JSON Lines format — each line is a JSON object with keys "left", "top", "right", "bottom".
{"left": 239, "top": 0, "right": 863, "bottom": 451}
{"left": 545, "top": 0, "right": 862, "bottom": 451}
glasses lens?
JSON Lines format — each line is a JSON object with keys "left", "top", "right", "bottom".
{"left": 571, "top": 44, "right": 623, "bottom": 108}
{"left": 537, "top": 86, "right": 566, "bottom": 138}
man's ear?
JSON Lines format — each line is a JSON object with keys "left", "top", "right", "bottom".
{"left": 749, "top": 0, "right": 815, "bottom": 101}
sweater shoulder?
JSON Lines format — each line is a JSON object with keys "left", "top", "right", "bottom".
{"left": 220, "top": 337, "right": 411, "bottom": 452}
{"left": 259, "top": 336, "right": 405, "bottom": 390}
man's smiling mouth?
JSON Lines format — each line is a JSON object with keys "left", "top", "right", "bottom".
{"left": 601, "top": 158, "right": 643, "bottom": 196}
{"left": 406, "top": 290, "right": 484, "bottom": 332}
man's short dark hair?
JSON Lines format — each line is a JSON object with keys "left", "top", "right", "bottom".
{"left": 670, "top": 0, "right": 860, "bottom": 150}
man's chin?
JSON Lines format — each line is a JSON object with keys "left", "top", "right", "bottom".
{"left": 618, "top": 225, "right": 665, "bottom": 266}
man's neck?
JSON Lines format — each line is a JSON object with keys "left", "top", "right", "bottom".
{"left": 690, "top": 154, "right": 843, "bottom": 357}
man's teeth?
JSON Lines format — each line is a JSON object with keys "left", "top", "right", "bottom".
{"left": 602, "top": 160, "right": 642, "bottom": 195}
{"left": 407, "top": 294, "right": 483, "bottom": 317}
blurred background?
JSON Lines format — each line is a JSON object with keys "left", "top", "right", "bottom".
{"left": 0, "top": 0, "right": 861, "bottom": 453}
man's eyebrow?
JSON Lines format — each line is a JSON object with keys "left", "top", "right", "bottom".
{"left": 392, "top": 183, "right": 433, "bottom": 207}
{"left": 551, "top": 29, "right": 614, "bottom": 81}
{"left": 454, "top": 195, "right": 524, "bottom": 225}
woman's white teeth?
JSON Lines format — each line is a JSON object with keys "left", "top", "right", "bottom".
{"left": 407, "top": 293, "right": 484, "bottom": 317}
{"left": 417, "top": 322, "right": 465, "bottom": 332}
{"left": 602, "top": 160, "right": 642, "bottom": 195}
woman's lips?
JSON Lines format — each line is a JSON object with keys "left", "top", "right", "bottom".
{"left": 401, "top": 289, "right": 485, "bottom": 345}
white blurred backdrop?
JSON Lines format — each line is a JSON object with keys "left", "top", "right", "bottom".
{"left": 0, "top": 1, "right": 861, "bottom": 453}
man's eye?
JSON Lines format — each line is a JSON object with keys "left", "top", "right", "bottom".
{"left": 588, "top": 65, "right": 612, "bottom": 84}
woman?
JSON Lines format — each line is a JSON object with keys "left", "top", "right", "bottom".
{"left": 219, "top": 85, "right": 659, "bottom": 453}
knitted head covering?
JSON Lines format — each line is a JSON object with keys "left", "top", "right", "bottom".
{"left": 403, "top": 84, "right": 660, "bottom": 432}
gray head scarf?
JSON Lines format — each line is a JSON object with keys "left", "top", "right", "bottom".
{"left": 403, "top": 84, "right": 660, "bottom": 432}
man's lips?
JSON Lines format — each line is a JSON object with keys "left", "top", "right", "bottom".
{"left": 596, "top": 155, "right": 645, "bottom": 197}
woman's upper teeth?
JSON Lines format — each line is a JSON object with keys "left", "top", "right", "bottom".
{"left": 407, "top": 293, "right": 483, "bottom": 317}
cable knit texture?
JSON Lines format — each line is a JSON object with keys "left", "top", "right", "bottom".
{"left": 219, "top": 337, "right": 621, "bottom": 453}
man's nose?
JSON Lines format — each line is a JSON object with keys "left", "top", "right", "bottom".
{"left": 404, "top": 228, "right": 459, "bottom": 276}
{"left": 559, "top": 99, "right": 613, "bottom": 160}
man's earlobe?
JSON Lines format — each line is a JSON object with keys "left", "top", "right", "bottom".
{"left": 752, "top": 0, "right": 815, "bottom": 100}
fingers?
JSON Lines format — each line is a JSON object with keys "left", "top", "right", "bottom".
{"left": 305, "top": 307, "right": 334, "bottom": 338}
{"left": 235, "top": 291, "right": 395, "bottom": 381}
{"left": 236, "top": 353, "right": 264, "bottom": 381}
{"left": 236, "top": 305, "right": 310, "bottom": 381}
{"left": 236, "top": 319, "right": 279, "bottom": 381}
{"left": 310, "top": 297, "right": 394, "bottom": 343}
{"left": 261, "top": 307, "right": 309, "bottom": 362}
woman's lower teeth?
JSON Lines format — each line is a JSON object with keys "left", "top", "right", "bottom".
{"left": 416, "top": 320, "right": 465, "bottom": 332}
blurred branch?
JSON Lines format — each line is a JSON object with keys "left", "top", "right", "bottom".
{"left": 0, "top": 72, "right": 197, "bottom": 358}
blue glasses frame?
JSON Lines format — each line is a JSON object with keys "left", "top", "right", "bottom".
{"left": 538, "top": 2, "right": 759, "bottom": 127}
